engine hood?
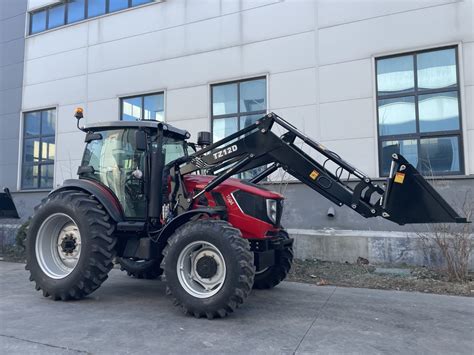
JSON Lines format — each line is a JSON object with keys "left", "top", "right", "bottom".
{"left": 183, "top": 175, "right": 284, "bottom": 200}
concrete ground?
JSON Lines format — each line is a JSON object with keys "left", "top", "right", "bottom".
{"left": 0, "top": 262, "right": 473, "bottom": 355}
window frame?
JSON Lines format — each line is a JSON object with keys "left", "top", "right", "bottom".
{"left": 120, "top": 91, "right": 165, "bottom": 121}
{"left": 375, "top": 45, "right": 465, "bottom": 177}
{"left": 210, "top": 76, "right": 267, "bottom": 143}
{"left": 29, "top": 0, "right": 155, "bottom": 35}
{"left": 20, "top": 108, "right": 57, "bottom": 191}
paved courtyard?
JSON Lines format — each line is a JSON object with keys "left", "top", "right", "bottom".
{"left": 0, "top": 261, "right": 473, "bottom": 354}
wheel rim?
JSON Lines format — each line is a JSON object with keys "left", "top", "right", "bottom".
{"left": 176, "top": 241, "right": 226, "bottom": 299}
{"left": 35, "top": 213, "right": 82, "bottom": 279}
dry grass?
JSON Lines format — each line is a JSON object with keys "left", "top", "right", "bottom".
{"left": 417, "top": 190, "right": 473, "bottom": 282}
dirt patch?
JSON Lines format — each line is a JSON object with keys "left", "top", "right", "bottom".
{"left": 287, "top": 259, "right": 474, "bottom": 297}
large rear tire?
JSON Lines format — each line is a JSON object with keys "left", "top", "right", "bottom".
{"left": 26, "top": 191, "right": 116, "bottom": 300}
{"left": 161, "top": 220, "right": 255, "bottom": 319}
{"left": 253, "top": 231, "right": 293, "bottom": 289}
{"left": 117, "top": 257, "right": 163, "bottom": 279}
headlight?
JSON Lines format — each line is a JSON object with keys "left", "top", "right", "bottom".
{"left": 266, "top": 199, "right": 278, "bottom": 224}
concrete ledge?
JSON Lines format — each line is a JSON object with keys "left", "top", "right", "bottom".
{"left": 288, "top": 229, "right": 474, "bottom": 270}
{"left": 1, "top": 222, "right": 471, "bottom": 270}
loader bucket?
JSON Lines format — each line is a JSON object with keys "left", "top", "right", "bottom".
{"left": 0, "top": 188, "right": 20, "bottom": 219}
{"left": 381, "top": 154, "right": 468, "bottom": 225}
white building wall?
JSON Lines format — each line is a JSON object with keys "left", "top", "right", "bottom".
{"left": 0, "top": 0, "right": 27, "bottom": 191}
{"left": 28, "top": 0, "right": 59, "bottom": 11}
{"left": 463, "top": 42, "right": 474, "bottom": 173}
{"left": 19, "top": 0, "right": 473, "bottom": 191}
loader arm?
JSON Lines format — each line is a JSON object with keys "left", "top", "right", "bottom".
{"left": 172, "top": 113, "right": 468, "bottom": 225}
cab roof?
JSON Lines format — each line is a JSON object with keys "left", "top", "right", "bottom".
{"left": 84, "top": 120, "right": 190, "bottom": 140}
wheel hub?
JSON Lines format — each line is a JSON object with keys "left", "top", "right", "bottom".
{"left": 195, "top": 255, "right": 218, "bottom": 279}
{"left": 57, "top": 225, "right": 81, "bottom": 269}
{"left": 60, "top": 234, "right": 77, "bottom": 254}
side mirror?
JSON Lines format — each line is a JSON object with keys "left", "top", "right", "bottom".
{"left": 135, "top": 130, "right": 147, "bottom": 151}
{"left": 197, "top": 131, "right": 211, "bottom": 146}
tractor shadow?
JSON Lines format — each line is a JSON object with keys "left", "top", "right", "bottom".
{"left": 78, "top": 270, "right": 335, "bottom": 322}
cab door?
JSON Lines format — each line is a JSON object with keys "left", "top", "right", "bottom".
{"left": 81, "top": 128, "right": 147, "bottom": 219}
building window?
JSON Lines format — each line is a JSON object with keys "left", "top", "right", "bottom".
{"left": 121, "top": 92, "right": 164, "bottom": 121}
{"left": 67, "top": 0, "right": 86, "bottom": 23}
{"left": 211, "top": 77, "right": 267, "bottom": 178}
{"left": 376, "top": 46, "right": 463, "bottom": 176}
{"left": 47, "top": 3, "right": 66, "bottom": 29}
{"left": 30, "top": 10, "right": 47, "bottom": 34}
{"left": 109, "top": 0, "right": 129, "bottom": 13}
{"left": 29, "top": 0, "right": 154, "bottom": 35}
{"left": 21, "top": 109, "right": 56, "bottom": 190}
{"left": 87, "top": 0, "right": 106, "bottom": 18}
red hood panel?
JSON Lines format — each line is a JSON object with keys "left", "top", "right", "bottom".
{"left": 184, "top": 175, "right": 283, "bottom": 200}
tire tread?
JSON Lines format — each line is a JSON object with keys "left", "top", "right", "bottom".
{"left": 26, "top": 191, "right": 116, "bottom": 301}
{"left": 253, "top": 231, "right": 293, "bottom": 289}
{"left": 161, "top": 219, "right": 255, "bottom": 319}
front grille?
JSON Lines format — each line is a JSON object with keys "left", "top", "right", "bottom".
{"left": 232, "top": 190, "right": 282, "bottom": 226}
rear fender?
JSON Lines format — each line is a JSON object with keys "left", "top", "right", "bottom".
{"left": 50, "top": 179, "right": 124, "bottom": 222}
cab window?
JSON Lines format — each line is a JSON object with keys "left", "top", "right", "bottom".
{"left": 81, "top": 129, "right": 146, "bottom": 218}
{"left": 163, "top": 137, "right": 187, "bottom": 164}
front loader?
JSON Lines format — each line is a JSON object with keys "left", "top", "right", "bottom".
{"left": 2, "top": 110, "right": 468, "bottom": 319}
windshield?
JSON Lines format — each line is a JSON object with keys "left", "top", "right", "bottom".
{"left": 150, "top": 135, "right": 187, "bottom": 164}
{"left": 163, "top": 136, "right": 187, "bottom": 164}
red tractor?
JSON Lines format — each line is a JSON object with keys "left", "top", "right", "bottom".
{"left": 2, "top": 109, "right": 467, "bottom": 319}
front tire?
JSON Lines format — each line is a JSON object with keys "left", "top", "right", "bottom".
{"left": 26, "top": 191, "right": 116, "bottom": 300}
{"left": 161, "top": 220, "right": 255, "bottom": 319}
{"left": 253, "top": 231, "right": 293, "bottom": 289}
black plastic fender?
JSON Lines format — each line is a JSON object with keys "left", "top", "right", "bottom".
{"left": 50, "top": 179, "right": 124, "bottom": 222}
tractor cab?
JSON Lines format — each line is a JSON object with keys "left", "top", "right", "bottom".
{"left": 77, "top": 120, "right": 190, "bottom": 219}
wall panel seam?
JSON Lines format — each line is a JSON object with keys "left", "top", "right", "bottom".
{"left": 318, "top": 0, "right": 458, "bottom": 30}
